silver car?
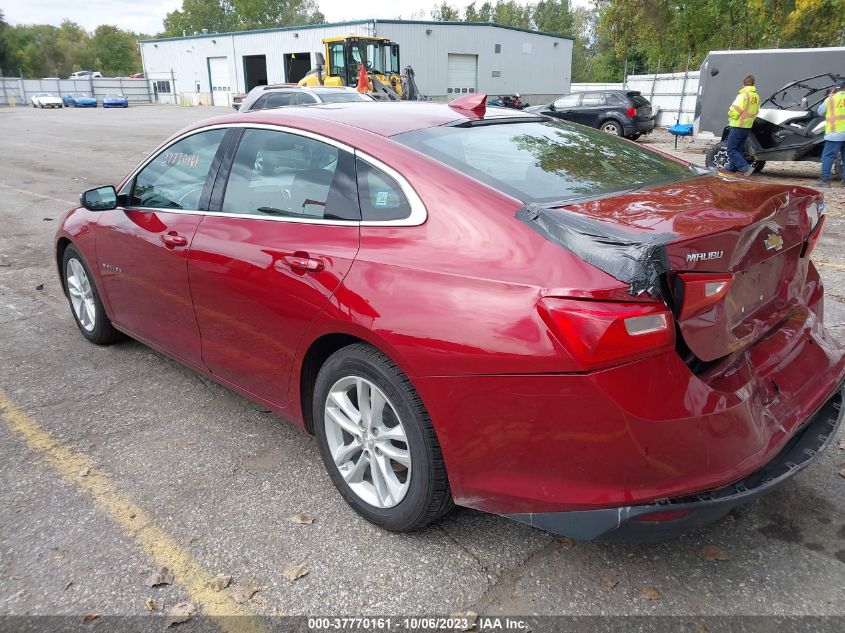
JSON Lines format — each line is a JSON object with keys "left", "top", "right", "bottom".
{"left": 236, "top": 85, "right": 373, "bottom": 112}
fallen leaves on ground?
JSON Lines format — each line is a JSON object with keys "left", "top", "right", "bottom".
{"left": 559, "top": 536, "right": 575, "bottom": 549}
{"left": 282, "top": 563, "right": 309, "bottom": 582}
{"left": 165, "top": 602, "right": 197, "bottom": 627}
{"left": 449, "top": 611, "right": 478, "bottom": 631}
{"left": 229, "top": 579, "right": 261, "bottom": 604}
{"left": 209, "top": 574, "right": 231, "bottom": 591}
{"left": 63, "top": 580, "right": 73, "bottom": 590}
{"left": 145, "top": 597, "right": 157, "bottom": 611}
{"left": 145, "top": 566, "right": 174, "bottom": 587}
{"left": 290, "top": 514, "right": 315, "bottom": 525}
{"left": 601, "top": 577, "right": 619, "bottom": 589}
{"left": 839, "top": 468, "right": 845, "bottom": 479}
{"left": 81, "top": 613, "right": 99, "bottom": 623}
{"left": 640, "top": 585, "right": 661, "bottom": 600}
{"left": 78, "top": 467, "right": 90, "bottom": 477}
{"left": 699, "top": 544, "right": 730, "bottom": 561}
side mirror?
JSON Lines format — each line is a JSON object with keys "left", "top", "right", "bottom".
{"left": 548, "top": 102, "right": 556, "bottom": 111}
{"left": 80, "top": 185, "right": 118, "bottom": 211}
{"left": 710, "top": 68, "right": 719, "bottom": 77}
{"left": 315, "top": 52, "right": 325, "bottom": 67}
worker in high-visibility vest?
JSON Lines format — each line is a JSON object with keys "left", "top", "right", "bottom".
{"left": 817, "top": 80, "right": 845, "bottom": 187}
{"left": 724, "top": 74, "right": 760, "bottom": 175}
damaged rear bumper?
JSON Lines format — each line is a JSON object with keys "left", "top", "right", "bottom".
{"left": 505, "top": 386, "right": 843, "bottom": 542}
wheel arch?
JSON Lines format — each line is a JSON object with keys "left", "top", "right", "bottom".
{"left": 56, "top": 237, "right": 73, "bottom": 296}
{"left": 295, "top": 326, "right": 420, "bottom": 436}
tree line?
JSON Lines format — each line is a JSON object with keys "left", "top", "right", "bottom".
{"left": 0, "top": 11, "right": 145, "bottom": 77}
{"left": 429, "top": 0, "right": 844, "bottom": 81}
{"left": 1, "top": 1, "right": 842, "bottom": 80}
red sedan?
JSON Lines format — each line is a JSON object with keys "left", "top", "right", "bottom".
{"left": 56, "top": 97, "right": 844, "bottom": 540}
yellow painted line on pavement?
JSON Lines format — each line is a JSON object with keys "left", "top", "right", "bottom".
{"left": 816, "top": 261, "right": 845, "bottom": 272}
{"left": 0, "top": 181, "right": 76, "bottom": 206}
{"left": 0, "top": 389, "right": 272, "bottom": 633}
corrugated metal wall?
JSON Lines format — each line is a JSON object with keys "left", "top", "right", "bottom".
{"left": 374, "top": 22, "right": 571, "bottom": 100}
{"left": 139, "top": 21, "right": 572, "bottom": 105}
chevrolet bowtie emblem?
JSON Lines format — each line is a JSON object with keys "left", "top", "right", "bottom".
{"left": 763, "top": 232, "right": 783, "bottom": 252}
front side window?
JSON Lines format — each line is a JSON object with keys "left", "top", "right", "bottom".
{"left": 553, "top": 94, "right": 580, "bottom": 109}
{"left": 221, "top": 129, "right": 359, "bottom": 221}
{"left": 130, "top": 129, "right": 226, "bottom": 210}
{"left": 394, "top": 120, "right": 694, "bottom": 204}
{"left": 356, "top": 159, "right": 411, "bottom": 221}
{"left": 250, "top": 94, "right": 271, "bottom": 111}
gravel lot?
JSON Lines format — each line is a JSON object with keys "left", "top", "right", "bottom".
{"left": 0, "top": 105, "right": 843, "bottom": 626}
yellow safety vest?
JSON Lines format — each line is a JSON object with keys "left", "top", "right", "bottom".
{"left": 728, "top": 86, "right": 760, "bottom": 128}
{"left": 825, "top": 90, "right": 845, "bottom": 134}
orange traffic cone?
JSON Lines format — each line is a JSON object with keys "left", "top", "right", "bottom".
{"left": 356, "top": 64, "right": 369, "bottom": 93}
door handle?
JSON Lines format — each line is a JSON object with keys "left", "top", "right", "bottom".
{"left": 279, "top": 253, "right": 325, "bottom": 273}
{"left": 160, "top": 232, "right": 188, "bottom": 248}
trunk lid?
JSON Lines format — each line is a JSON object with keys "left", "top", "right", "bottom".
{"left": 554, "top": 176, "right": 821, "bottom": 363}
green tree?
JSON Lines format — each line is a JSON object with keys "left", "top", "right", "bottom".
{"left": 0, "top": 10, "right": 11, "bottom": 75}
{"left": 464, "top": 2, "right": 495, "bottom": 21}
{"left": 230, "top": 0, "right": 325, "bottom": 29}
{"left": 431, "top": 2, "right": 462, "bottom": 20}
{"left": 492, "top": 1, "right": 532, "bottom": 28}
{"left": 163, "top": 0, "right": 236, "bottom": 37}
{"left": 532, "top": 0, "right": 573, "bottom": 36}
{"left": 90, "top": 25, "right": 139, "bottom": 76}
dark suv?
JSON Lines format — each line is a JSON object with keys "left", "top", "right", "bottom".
{"left": 527, "top": 90, "right": 656, "bottom": 140}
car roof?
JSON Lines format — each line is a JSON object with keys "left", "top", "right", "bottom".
{"left": 221, "top": 101, "right": 541, "bottom": 137}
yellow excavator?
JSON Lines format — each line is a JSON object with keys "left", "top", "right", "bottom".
{"left": 298, "top": 35, "right": 425, "bottom": 100}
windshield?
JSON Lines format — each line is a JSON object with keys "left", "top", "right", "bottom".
{"left": 394, "top": 120, "right": 694, "bottom": 204}
{"left": 349, "top": 40, "right": 386, "bottom": 74}
{"left": 763, "top": 73, "right": 844, "bottom": 110}
{"left": 105, "top": 94, "right": 123, "bottom": 98}
{"left": 318, "top": 91, "right": 372, "bottom": 103}
{"left": 72, "top": 93, "right": 88, "bottom": 97}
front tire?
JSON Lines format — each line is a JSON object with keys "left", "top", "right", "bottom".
{"left": 705, "top": 140, "right": 764, "bottom": 173}
{"left": 313, "top": 343, "right": 452, "bottom": 532}
{"left": 600, "top": 119, "right": 623, "bottom": 136}
{"left": 62, "top": 245, "right": 122, "bottom": 345}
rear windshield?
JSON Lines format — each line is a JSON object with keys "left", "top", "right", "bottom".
{"left": 628, "top": 92, "right": 650, "bottom": 107}
{"left": 318, "top": 91, "right": 371, "bottom": 103}
{"left": 394, "top": 120, "right": 692, "bottom": 204}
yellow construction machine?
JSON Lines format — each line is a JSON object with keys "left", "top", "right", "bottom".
{"left": 298, "top": 35, "right": 424, "bottom": 100}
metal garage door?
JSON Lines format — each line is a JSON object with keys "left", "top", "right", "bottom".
{"left": 447, "top": 54, "right": 477, "bottom": 100}
{"left": 207, "top": 57, "right": 231, "bottom": 107}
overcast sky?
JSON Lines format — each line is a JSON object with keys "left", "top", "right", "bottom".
{"left": 2, "top": 0, "right": 588, "bottom": 36}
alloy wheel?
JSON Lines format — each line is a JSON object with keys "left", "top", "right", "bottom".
{"left": 323, "top": 376, "right": 412, "bottom": 508}
{"left": 66, "top": 258, "right": 96, "bottom": 332}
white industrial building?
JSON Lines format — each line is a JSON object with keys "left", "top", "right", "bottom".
{"left": 139, "top": 19, "right": 572, "bottom": 107}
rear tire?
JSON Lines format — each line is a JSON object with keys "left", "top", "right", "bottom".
{"left": 600, "top": 120, "right": 623, "bottom": 136}
{"left": 62, "top": 245, "right": 123, "bottom": 345}
{"left": 313, "top": 343, "right": 453, "bottom": 532}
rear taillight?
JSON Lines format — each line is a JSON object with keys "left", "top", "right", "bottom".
{"left": 801, "top": 214, "right": 825, "bottom": 258}
{"left": 626, "top": 106, "right": 637, "bottom": 117}
{"left": 677, "top": 273, "right": 734, "bottom": 320}
{"left": 538, "top": 298, "right": 674, "bottom": 371}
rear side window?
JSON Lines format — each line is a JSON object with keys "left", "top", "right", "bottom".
{"left": 294, "top": 92, "right": 317, "bottom": 105}
{"left": 606, "top": 93, "right": 625, "bottom": 105}
{"left": 317, "top": 91, "right": 371, "bottom": 103}
{"left": 394, "top": 120, "right": 693, "bottom": 204}
{"left": 221, "top": 129, "right": 359, "bottom": 221}
{"left": 356, "top": 159, "right": 411, "bottom": 221}
{"left": 130, "top": 129, "right": 226, "bottom": 209}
